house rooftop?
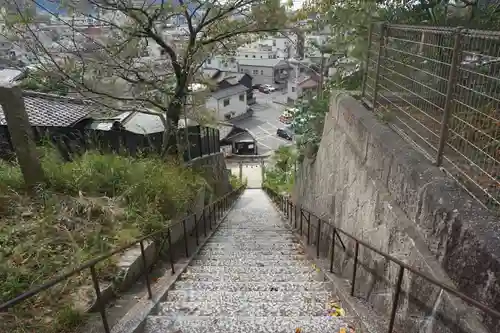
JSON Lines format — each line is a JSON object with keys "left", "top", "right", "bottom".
{"left": 211, "top": 84, "right": 248, "bottom": 100}
{"left": 0, "top": 91, "right": 104, "bottom": 127}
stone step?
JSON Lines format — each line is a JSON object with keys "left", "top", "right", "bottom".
{"left": 145, "top": 315, "right": 348, "bottom": 333}
{"left": 189, "top": 258, "right": 310, "bottom": 267}
{"left": 194, "top": 253, "right": 307, "bottom": 260}
{"left": 184, "top": 265, "right": 315, "bottom": 275}
{"left": 177, "top": 271, "right": 325, "bottom": 283}
{"left": 201, "top": 243, "right": 303, "bottom": 250}
{"left": 165, "top": 290, "right": 336, "bottom": 304}
{"left": 158, "top": 299, "right": 334, "bottom": 317}
{"left": 171, "top": 281, "right": 331, "bottom": 292}
{"left": 211, "top": 231, "right": 295, "bottom": 239}
{"left": 198, "top": 248, "right": 303, "bottom": 255}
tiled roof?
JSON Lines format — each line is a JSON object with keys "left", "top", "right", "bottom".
{"left": 211, "top": 84, "right": 248, "bottom": 100}
{"left": 0, "top": 91, "right": 99, "bottom": 127}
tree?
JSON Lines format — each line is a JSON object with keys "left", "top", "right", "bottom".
{"left": 1, "top": 0, "right": 290, "bottom": 150}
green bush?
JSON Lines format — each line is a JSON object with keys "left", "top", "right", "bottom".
{"left": 264, "top": 146, "right": 297, "bottom": 194}
{"left": 0, "top": 148, "right": 207, "bottom": 333}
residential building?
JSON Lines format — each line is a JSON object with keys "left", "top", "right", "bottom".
{"left": 204, "top": 69, "right": 255, "bottom": 105}
{"left": 286, "top": 74, "right": 320, "bottom": 104}
{"left": 236, "top": 46, "right": 279, "bottom": 60}
{"left": 237, "top": 58, "right": 290, "bottom": 86}
{"left": 203, "top": 55, "right": 238, "bottom": 72}
{"left": 206, "top": 84, "right": 249, "bottom": 121}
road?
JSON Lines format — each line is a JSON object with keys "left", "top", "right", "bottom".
{"left": 231, "top": 90, "right": 293, "bottom": 155}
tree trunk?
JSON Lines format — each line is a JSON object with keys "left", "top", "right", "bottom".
{"left": 0, "top": 86, "right": 45, "bottom": 190}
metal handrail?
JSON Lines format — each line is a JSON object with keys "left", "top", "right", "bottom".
{"left": 0, "top": 185, "right": 245, "bottom": 332}
{"left": 263, "top": 186, "right": 500, "bottom": 333}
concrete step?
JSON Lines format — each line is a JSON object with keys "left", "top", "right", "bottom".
{"left": 165, "top": 290, "right": 336, "bottom": 303}
{"left": 145, "top": 315, "right": 348, "bottom": 333}
{"left": 158, "top": 299, "right": 333, "bottom": 317}
{"left": 177, "top": 271, "right": 325, "bottom": 283}
{"left": 189, "top": 258, "right": 310, "bottom": 267}
{"left": 194, "top": 253, "right": 307, "bottom": 260}
{"left": 184, "top": 265, "right": 315, "bottom": 275}
{"left": 171, "top": 281, "right": 331, "bottom": 292}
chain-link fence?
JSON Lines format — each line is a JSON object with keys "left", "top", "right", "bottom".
{"left": 362, "top": 23, "right": 500, "bottom": 213}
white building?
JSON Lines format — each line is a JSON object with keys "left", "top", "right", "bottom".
{"left": 203, "top": 55, "right": 238, "bottom": 72}
{"left": 206, "top": 85, "right": 249, "bottom": 121}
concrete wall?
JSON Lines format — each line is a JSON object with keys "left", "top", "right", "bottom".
{"left": 239, "top": 65, "right": 274, "bottom": 86}
{"left": 294, "top": 92, "right": 500, "bottom": 333}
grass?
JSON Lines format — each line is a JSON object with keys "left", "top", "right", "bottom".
{"left": 0, "top": 148, "right": 207, "bottom": 333}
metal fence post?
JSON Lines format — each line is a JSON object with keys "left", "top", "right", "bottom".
{"left": 372, "top": 22, "right": 387, "bottom": 111}
{"left": 387, "top": 266, "right": 405, "bottom": 333}
{"left": 361, "top": 22, "right": 374, "bottom": 99}
{"left": 316, "top": 219, "right": 321, "bottom": 257}
{"left": 435, "top": 27, "right": 462, "bottom": 167}
{"left": 197, "top": 126, "right": 203, "bottom": 157}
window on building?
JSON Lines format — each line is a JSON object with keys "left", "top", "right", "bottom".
{"left": 240, "top": 68, "right": 244, "bottom": 72}
{"left": 223, "top": 98, "right": 230, "bottom": 107}
{"left": 245, "top": 55, "right": 248, "bottom": 57}
{"left": 292, "top": 87, "right": 295, "bottom": 92}
{"left": 252, "top": 55, "right": 256, "bottom": 58}
{"left": 253, "top": 69, "right": 259, "bottom": 75}
{"left": 260, "top": 70, "right": 264, "bottom": 75}
{"left": 239, "top": 94, "right": 245, "bottom": 101}
{"left": 206, "top": 58, "right": 211, "bottom": 64}
{"left": 260, "top": 56, "right": 263, "bottom": 58}
{"left": 273, "top": 40, "right": 276, "bottom": 46}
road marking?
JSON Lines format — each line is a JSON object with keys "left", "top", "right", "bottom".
{"left": 258, "top": 125, "right": 274, "bottom": 135}
{"left": 265, "top": 122, "right": 279, "bottom": 129}
{"left": 247, "top": 128, "right": 273, "bottom": 149}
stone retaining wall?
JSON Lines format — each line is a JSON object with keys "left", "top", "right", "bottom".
{"left": 294, "top": 92, "right": 500, "bottom": 333}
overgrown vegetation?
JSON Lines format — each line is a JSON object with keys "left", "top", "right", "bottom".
{"left": 0, "top": 148, "right": 207, "bottom": 333}
{"left": 264, "top": 146, "right": 297, "bottom": 194}
{"left": 230, "top": 174, "right": 247, "bottom": 189}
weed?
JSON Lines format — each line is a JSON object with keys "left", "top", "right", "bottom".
{"left": 0, "top": 148, "right": 206, "bottom": 333}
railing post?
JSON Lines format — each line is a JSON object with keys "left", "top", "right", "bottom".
{"left": 372, "top": 22, "right": 386, "bottom": 112}
{"left": 194, "top": 214, "right": 199, "bottom": 246}
{"left": 167, "top": 229, "right": 175, "bottom": 274}
{"left": 307, "top": 212, "right": 311, "bottom": 244}
{"left": 300, "top": 207, "right": 303, "bottom": 235}
{"left": 435, "top": 27, "right": 462, "bottom": 167}
{"left": 294, "top": 204, "right": 297, "bottom": 229}
{"left": 140, "top": 240, "right": 153, "bottom": 299}
{"left": 330, "top": 228, "right": 336, "bottom": 272}
{"left": 351, "top": 241, "right": 360, "bottom": 296}
{"left": 387, "top": 266, "right": 405, "bottom": 333}
{"left": 90, "top": 266, "right": 110, "bottom": 333}
{"left": 361, "top": 22, "right": 373, "bottom": 99}
{"left": 316, "top": 219, "right": 321, "bottom": 257}
{"left": 203, "top": 208, "right": 207, "bottom": 237}
{"left": 182, "top": 219, "right": 189, "bottom": 257}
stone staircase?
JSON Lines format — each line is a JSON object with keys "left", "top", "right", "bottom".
{"left": 144, "top": 189, "right": 351, "bottom": 333}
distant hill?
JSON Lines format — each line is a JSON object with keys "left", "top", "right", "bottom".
{"left": 35, "top": 0, "right": 197, "bottom": 14}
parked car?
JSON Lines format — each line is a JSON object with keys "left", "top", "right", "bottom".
{"left": 277, "top": 126, "right": 294, "bottom": 140}
{"left": 259, "top": 85, "right": 270, "bottom": 93}
{"left": 262, "top": 84, "right": 276, "bottom": 92}
{"left": 252, "top": 84, "right": 261, "bottom": 90}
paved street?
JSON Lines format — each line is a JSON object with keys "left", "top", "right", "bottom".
{"left": 231, "top": 90, "right": 293, "bottom": 155}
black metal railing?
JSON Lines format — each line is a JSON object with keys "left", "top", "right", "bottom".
{"left": 0, "top": 185, "right": 245, "bottom": 333}
{"left": 263, "top": 185, "right": 500, "bottom": 333}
